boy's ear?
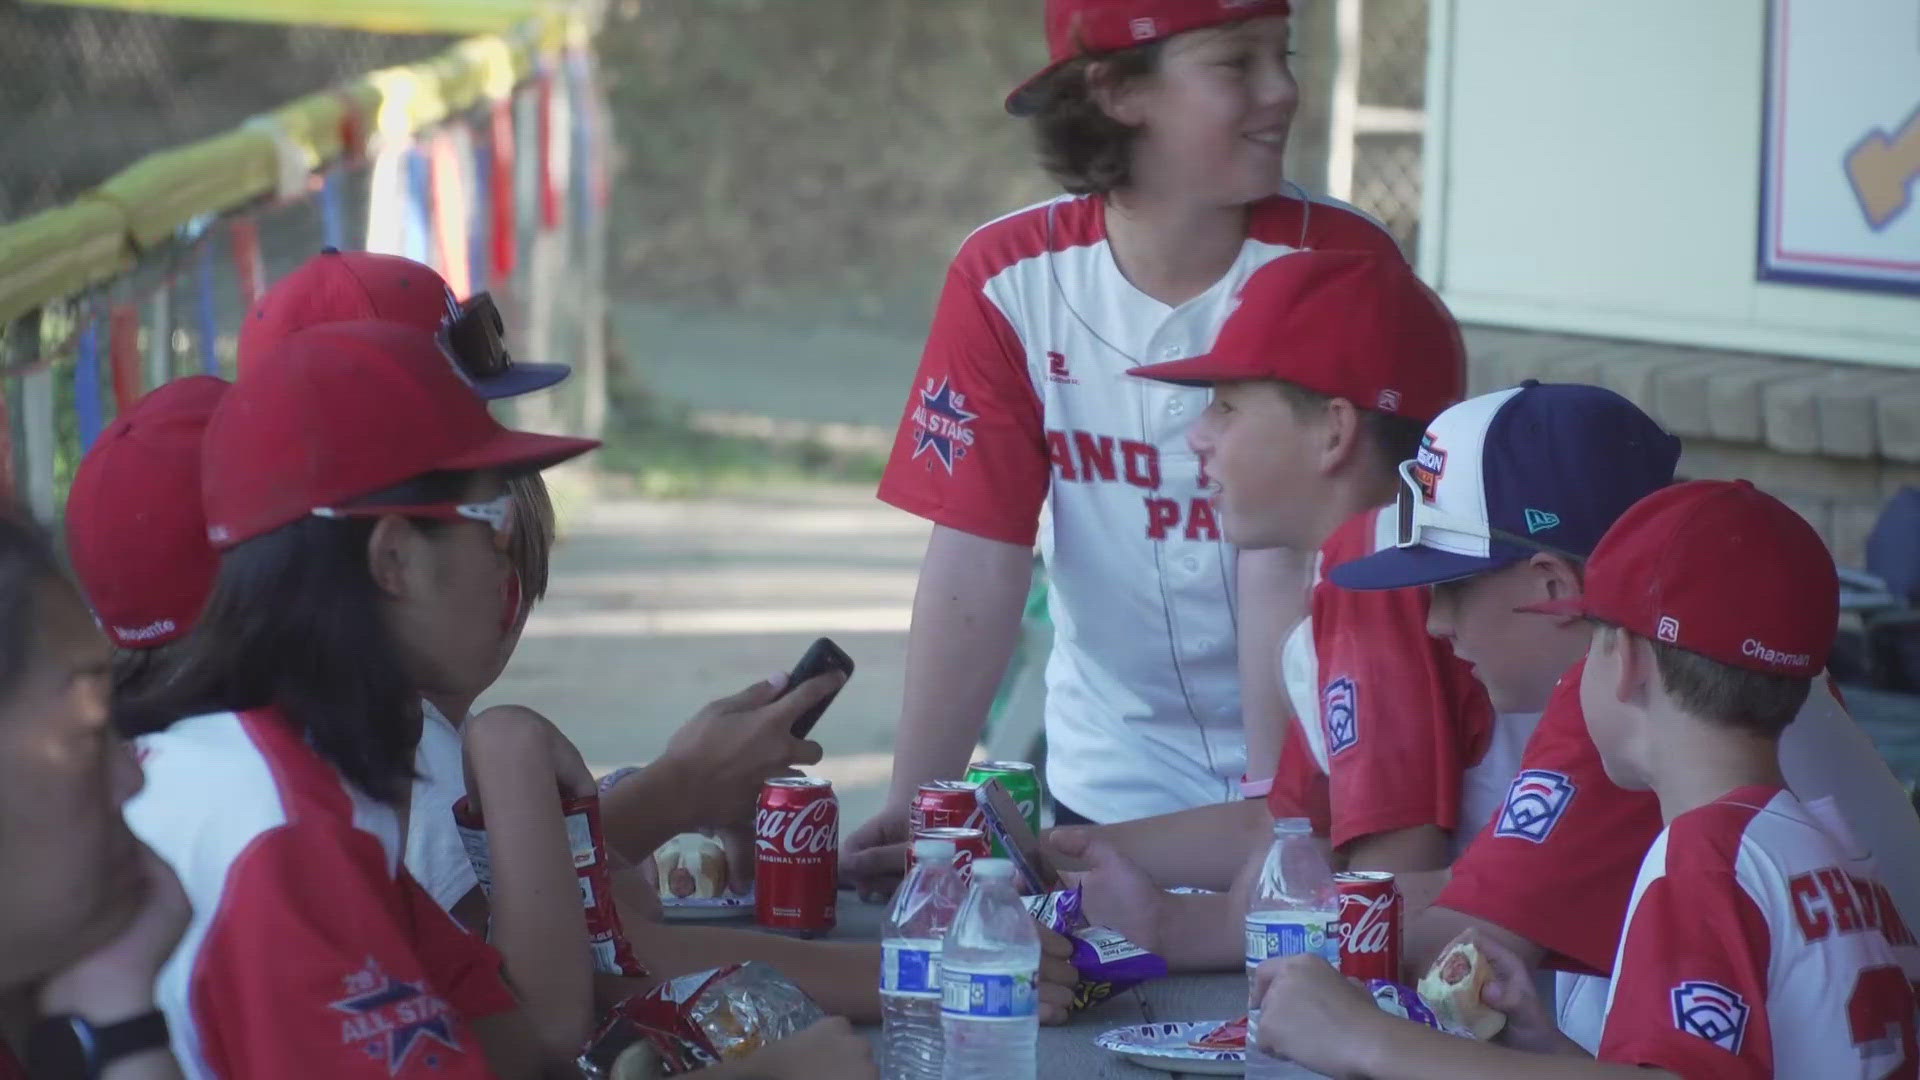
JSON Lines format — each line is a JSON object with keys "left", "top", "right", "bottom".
{"left": 1532, "top": 554, "right": 1586, "bottom": 624}
{"left": 1614, "top": 630, "right": 1656, "bottom": 710}
{"left": 1087, "top": 61, "right": 1145, "bottom": 126}
{"left": 1317, "top": 397, "right": 1365, "bottom": 474}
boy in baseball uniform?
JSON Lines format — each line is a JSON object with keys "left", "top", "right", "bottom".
{"left": 1258, "top": 480, "right": 1919, "bottom": 1080}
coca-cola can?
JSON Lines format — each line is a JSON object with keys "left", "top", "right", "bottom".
{"left": 755, "top": 777, "right": 839, "bottom": 936}
{"left": 1335, "top": 871, "right": 1402, "bottom": 982}
{"left": 909, "top": 826, "right": 991, "bottom": 884}
{"left": 910, "top": 779, "right": 986, "bottom": 834}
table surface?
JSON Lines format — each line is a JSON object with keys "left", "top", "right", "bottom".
{"left": 821, "top": 893, "right": 1331, "bottom": 1079}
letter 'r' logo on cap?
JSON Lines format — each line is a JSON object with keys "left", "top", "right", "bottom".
{"left": 1131, "top": 17, "right": 1156, "bottom": 38}
{"left": 1377, "top": 389, "right": 1402, "bottom": 412}
{"left": 1656, "top": 616, "right": 1681, "bottom": 643}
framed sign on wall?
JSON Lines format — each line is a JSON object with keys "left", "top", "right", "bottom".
{"left": 1760, "top": 0, "right": 1920, "bottom": 294}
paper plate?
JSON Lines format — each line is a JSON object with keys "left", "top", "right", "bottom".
{"left": 1093, "top": 1022, "right": 1246, "bottom": 1076}
{"left": 660, "top": 891, "right": 754, "bottom": 920}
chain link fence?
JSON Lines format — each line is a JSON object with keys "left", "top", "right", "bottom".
{"left": 1349, "top": 0, "right": 1428, "bottom": 256}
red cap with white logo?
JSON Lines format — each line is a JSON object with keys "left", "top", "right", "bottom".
{"left": 66, "top": 375, "right": 229, "bottom": 648}
{"left": 1522, "top": 479, "right": 1836, "bottom": 678}
{"left": 1005, "top": 0, "right": 1292, "bottom": 115}
{"left": 1129, "top": 249, "right": 1465, "bottom": 425}
{"left": 204, "top": 320, "right": 598, "bottom": 550}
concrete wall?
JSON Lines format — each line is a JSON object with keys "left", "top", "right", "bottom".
{"left": 1420, "top": 0, "right": 1920, "bottom": 370}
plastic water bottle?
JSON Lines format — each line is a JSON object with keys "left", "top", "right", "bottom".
{"left": 882, "top": 838, "right": 965, "bottom": 1080}
{"left": 1244, "top": 818, "right": 1339, "bottom": 1079}
{"left": 939, "top": 858, "right": 1038, "bottom": 1080}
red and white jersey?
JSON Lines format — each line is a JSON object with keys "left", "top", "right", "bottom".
{"left": 1439, "top": 664, "right": 1920, "bottom": 1051}
{"left": 125, "top": 709, "right": 516, "bottom": 1079}
{"left": 1599, "top": 786, "right": 1920, "bottom": 1078}
{"left": 877, "top": 190, "right": 1400, "bottom": 822}
{"left": 1266, "top": 508, "right": 1512, "bottom": 852}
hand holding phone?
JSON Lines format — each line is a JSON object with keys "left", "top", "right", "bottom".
{"left": 782, "top": 637, "right": 855, "bottom": 739}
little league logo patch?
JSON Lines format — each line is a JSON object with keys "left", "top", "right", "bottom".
{"left": 331, "top": 957, "right": 462, "bottom": 1074}
{"left": 1323, "top": 677, "right": 1358, "bottom": 757}
{"left": 910, "top": 377, "right": 978, "bottom": 474}
{"left": 1671, "top": 980, "right": 1750, "bottom": 1054}
{"left": 1494, "top": 769, "right": 1577, "bottom": 844}
{"left": 1412, "top": 434, "right": 1446, "bottom": 502}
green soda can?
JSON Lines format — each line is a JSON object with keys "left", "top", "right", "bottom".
{"left": 964, "top": 760, "right": 1042, "bottom": 857}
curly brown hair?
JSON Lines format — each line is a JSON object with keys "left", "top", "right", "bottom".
{"left": 1025, "top": 40, "right": 1165, "bottom": 195}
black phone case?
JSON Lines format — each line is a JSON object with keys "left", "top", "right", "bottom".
{"left": 785, "top": 637, "right": 854, "bottom": 738}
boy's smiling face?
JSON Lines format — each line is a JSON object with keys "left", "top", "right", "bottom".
{"left": 1186, "top": 380, "right": 1328, "bottom": 550}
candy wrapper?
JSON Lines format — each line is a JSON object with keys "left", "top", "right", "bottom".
{"left": 1366, "top": 980, "right": 1474, "bottom": 1038}
{"left": 577, "top": 962, "right": 825, "bottom": 1077}
{"left": 453, "top": 791, "right": 648, "bottom": 977}
{"left": 1023, "top": 887, "right": 1167, "bottom": 1010}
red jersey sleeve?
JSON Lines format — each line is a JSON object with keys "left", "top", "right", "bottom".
{"left": 188, "top": 821, "right": 501, "bottom": 1079}
{"left": 1598, "top": 869, "right": 1774, "bottom": 1078}
{"left": 1436, "top": 662, "right": 1664, "bottom": 975}
{"left": 399, "top": 868, "right": 517, "bottom": 1020}
{"left": 875, "top": 257, "right": 1048, "bottom": 547}
{"left": 1314, "top": 513, "right": 1493, "bottom": 850}
{"left": 1268, "top": 718, "right": 1331, "bottom": 837}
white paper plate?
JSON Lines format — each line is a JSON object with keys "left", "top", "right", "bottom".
{"left": 660, "top": 891, "right": 754, "bottom": 920}
{"left": 1094, "top": 1022, "right": 1246, "bottom": 1076}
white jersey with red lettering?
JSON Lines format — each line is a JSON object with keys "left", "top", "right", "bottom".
{"left": 878, "top": 189, "right": 1400, "bottom": 822}
{"left": 1599, "top": 785, "right": 1918, "bottom": 1078}
{"left": 125, "top": 709, "right": 515, "bottom": 1079}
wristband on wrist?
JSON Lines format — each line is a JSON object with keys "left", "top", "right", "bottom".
{"left": 1239, "top": 775, "right": 1274, "bottom": 799}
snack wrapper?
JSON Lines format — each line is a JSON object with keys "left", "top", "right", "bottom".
{"left": 453, "top": 791, "right": 648, "bottom": 977}
{"left": 1023, "top": 886, "right": 1167, "bottom": 1010}
{"left": 577, "top": 962, "right": 825, "bottom": 1077}
{"left": 1365, "top": 979, "right": 1473, "bottom": 1038}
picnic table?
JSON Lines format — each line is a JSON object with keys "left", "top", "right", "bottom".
{"left": 830, "top": 894, "right": 1333, "bottom": 1079}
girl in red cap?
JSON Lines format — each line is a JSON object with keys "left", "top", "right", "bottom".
{"left": 848, "top": 0, "right": 1407, "bottom": 890}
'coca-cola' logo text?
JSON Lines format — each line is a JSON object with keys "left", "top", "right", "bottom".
{"left": 1338, "top": 893, "right": 1394, "bottom": 955}
{"left": 756, "top": 799, "right": 838, "bottom": 857}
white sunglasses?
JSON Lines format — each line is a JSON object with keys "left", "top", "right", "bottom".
{"left": 1394, "top": 459, "right": 1581, "bottom": 561}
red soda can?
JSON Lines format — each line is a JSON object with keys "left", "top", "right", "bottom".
{"left": 754, "top": 776, "right": 838, "bottom": 936}
{"left": 1335, "top": 871, "right": 1403, "bottom": 982}
{"left": 910, "top": 826, "right": 991, "bottom": 883}
{"left": 910, "top": 779, "right": 986, "bottom": 834}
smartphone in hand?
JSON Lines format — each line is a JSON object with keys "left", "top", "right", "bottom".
{"left": 977, "top": 777, "right": 1061, "bottom": 894}
{"left": 783, "top": 637, "right": 855, "bottom": 739}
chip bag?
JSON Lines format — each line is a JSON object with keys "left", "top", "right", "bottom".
{"left": 1023, "top": 886, "right": 1167, "bottom": 1011}
{"left": 578, "top": 962, "right": 825, "bottom": 1077}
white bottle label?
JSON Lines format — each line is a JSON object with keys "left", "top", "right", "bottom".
{"left": 939, "top": 966, "right": 1037, "bottom": 1020}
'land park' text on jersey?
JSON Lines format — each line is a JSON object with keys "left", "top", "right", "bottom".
{"left": 879, "top": 191, "right": 1401, "bottom": 821}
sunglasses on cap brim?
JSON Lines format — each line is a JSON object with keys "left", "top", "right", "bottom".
{"left": 312, "top": 492, "right": 516, "bottom": 550}
{"left": 439, "top": 293, "right": 514, "bottom": 382}
{"left": 1394, "top": 459, "right": 1582, "bottom": 563}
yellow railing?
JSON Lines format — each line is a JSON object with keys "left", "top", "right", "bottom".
{"left": 0, "top": 8, "right": 581, "bottom": 327}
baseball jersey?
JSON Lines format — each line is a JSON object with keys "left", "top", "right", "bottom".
{"left": 125, "top": 709, "right": 516, "bottom": 1079}
{"left": 411, "top": 701, "right": 480, "bottom": 911}
{"left": 1440, "top": 664, "right": 1920, "bottom": 1051}
{"left": 877, "top": 190, "right": 1401, "bottom": 822}
{"left": 1599, "top": 786, "right": 1919, "bottom": 1078}
{"left": 1266, "top": 508, "right": 1512, "bottom": 852}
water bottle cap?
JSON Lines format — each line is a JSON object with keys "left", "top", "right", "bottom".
{"left": 911, "top": 838, "right": 957, "bottom": 860}
{"left": 1273, "top": 817, "right": 1313, "bottom": 836}
{"left": 970, "top": 858, "right": 1016, "bottom": 884}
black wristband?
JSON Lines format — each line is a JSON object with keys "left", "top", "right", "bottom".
{"left": 26, "top": 1010, "right": 169, "bottom": 1080}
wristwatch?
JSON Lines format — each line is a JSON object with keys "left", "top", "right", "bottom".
{"left": 25, "top": 1011, "right": 169, "bottom": 1080}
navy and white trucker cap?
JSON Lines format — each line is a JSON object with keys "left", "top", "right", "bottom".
{"left": 1329, "top": 381, "right": 1682, "bottom": 591}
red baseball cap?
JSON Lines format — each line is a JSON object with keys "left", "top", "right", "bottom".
{"left": 238, "top": 248, "right": 569, "bottom": 399}
{"left": 66, "top": 375, "right": 229, "bottom": 648}
{"left": 1522, "top": 480, "right": 1837, "bottom": 678}
{"left": 1005, "top": 0, "right": 1292, "bottom": 115}
{"left": 204, "top": 320, "right": 599, "bottom": 549}
{"left": 1129, "top": 250, "right": 1465, "bottom": 425}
